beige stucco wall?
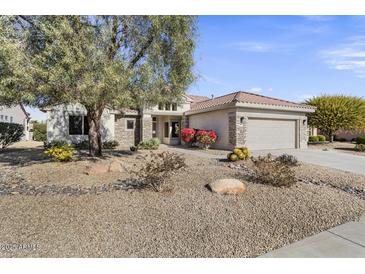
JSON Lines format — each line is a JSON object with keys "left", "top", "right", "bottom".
{"left": 46, "top": 104, "right": 114, "bottom": 143}
{"left": 188, "top": 108, "right": 234, "bottom": 149}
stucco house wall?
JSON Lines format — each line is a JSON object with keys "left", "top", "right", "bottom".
{"left": 188, "top": 108, "right": 234, "bottom": 149}
{"left": 46, "top": 104, "right": 114, "bottom": 143}
{"left": 0, "top": 104, "right": 31, "bottom": 140}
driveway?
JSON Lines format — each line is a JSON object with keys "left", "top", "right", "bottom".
{"left": 252, "top": 149, "right": 365, "bottom": 176}
{"left": 260, "top": 215, "right": 365, "bottom": 258}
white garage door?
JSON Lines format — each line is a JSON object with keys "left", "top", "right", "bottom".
{"left": 246, "top": 118, "right": 296, "bottom": 150}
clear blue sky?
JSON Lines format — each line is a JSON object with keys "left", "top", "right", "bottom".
{"left": 28, "top": 15, "right": 365, "bottom": 121}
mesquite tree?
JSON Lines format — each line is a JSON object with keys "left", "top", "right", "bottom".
{"left": 306, "top": 95, "right": 365, "bottom": 141}
{"left": 1, "top": 16, "right": 196, "bottom": 156}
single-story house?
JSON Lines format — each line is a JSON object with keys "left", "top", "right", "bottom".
{"left": 43, "top": 91, "right": 315, "bottom": 150}
{"left": 0, "top": 103, "right": 32, "bottom": 141}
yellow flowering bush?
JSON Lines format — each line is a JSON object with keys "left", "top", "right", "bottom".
{"left": 44, "top": 144, "right": 75, "bottom": 162}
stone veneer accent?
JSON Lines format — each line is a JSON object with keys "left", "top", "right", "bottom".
{"left": 141, "top": 114, "right": 153, "bottom": 142}
{"left": 181, "top": 115, "right": 189, "bottom": 128}
{"left": 299, "top": 118, "right": 308, "bottom": 148}
{"left": 114, "top": 115, "right": 140, "bottom": 147}
{"left": 228, "top": 111, "right": 247, "bottom": 148}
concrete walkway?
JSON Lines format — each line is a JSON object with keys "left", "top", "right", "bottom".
{"left": 260, "top": 216, "right": 365, "bottom": 257}
{"left": 252, "top": 149, "right": 365, "bottom": 176}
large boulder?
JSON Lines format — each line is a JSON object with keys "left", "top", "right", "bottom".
{"left": 208, "top": 179, "right": 246, "bottom": 195}
{"left": 84, "top": 163, "right": 110, "bottom": 175}
{"left": 109, "top": 160, "right": 124, "bottom": 172}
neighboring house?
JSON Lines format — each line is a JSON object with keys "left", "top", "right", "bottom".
{"left": 334, "top": 129, "right": 365, "bottom": 141}
{"left": 43, "top": 91, "right": 315, "bottom": 150}
{"left": 0, "top": 104, "right": 32, "bottom": 141}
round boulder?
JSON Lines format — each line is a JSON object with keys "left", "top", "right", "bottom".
{"left": 208, "top": 179, "right": 247, "bottom": 195}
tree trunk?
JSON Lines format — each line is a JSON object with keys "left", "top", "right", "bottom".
{"left": 87, "top": 107, "right": 103, "bottom": 157}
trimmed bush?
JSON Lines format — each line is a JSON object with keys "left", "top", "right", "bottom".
{"left": 276, "top": 154, "right": 299, "bottom": 166}
{"left": 355, "top": 144, "right": 365, "bottom": 152}
{"left": 355, "top": 135, "right": 365, "bottom": 144}
{"left": 103, "top": 140, "right": 119, "bottom": 149}
{"left": 227, "top": 147, "right": 250, "bottom": 162}
{"left": 181, "top": 128, "right": 196, "bottom": 143}
{"left": 32, "top": 122, "right": 47, "bottom": 142}
{"left": 44, "top": 139, "right": 68, "bottom": 149}
{"left": 44, "top": 144, "right": 75, "bottom": 162}
{"left": 138, "top": 138, "right": 160, "bottom": 150}
{"left": 308, "top": 136, "right": 319, "bottom": 142}
{"left": 0, "top": 122, "right": 24, "bottom": 149}
{"left": 195, "top": 130, "right": 217, "bottom": 149}
{"left": 317, "top": 135, "right": 326, "bottom": 142}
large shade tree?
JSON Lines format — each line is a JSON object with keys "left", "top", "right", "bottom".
{"left": 306, "top": 95, "right": 365, "bottom": 141}
{"left": 1, "top": 16, "right": 196, "bottom": 156}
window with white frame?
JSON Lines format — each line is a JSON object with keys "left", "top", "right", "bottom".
{"left": 69, "top": 115, "right": 89, "bottom": 135}
{"left": 126, "top": 119, "right": 135, "bottom": 130}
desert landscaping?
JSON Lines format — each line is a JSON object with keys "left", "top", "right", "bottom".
{"left": 0, "top": 141, "right": 364, "bottom": 257}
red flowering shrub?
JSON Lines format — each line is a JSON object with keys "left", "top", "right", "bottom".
{"left": 196, "top": 130, "right": 217, "bottom": 147}
{"left": 181, "top": 128, "right": 196, "bottom": 143}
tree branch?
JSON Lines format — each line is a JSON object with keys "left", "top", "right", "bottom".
{"left": 128, "top": 31, "right": 155, "bottom": 69}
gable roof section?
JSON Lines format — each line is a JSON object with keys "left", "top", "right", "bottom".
{"left": 186, "top": 91, "right": 315, "bottom": 114}
{"left": 187, "top": 94, "right": 210, "bottom": 104}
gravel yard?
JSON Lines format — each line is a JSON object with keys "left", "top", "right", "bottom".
{"left": 0, "top": 143, "right": 365, "bottom": 257}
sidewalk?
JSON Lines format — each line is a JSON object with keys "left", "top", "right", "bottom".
{"left": 260, "top": 216, "right": 365, "bottom": 257}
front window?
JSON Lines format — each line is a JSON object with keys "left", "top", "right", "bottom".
{"left": 172, "top": 103, "right": 178, "bottom": 111}
{"left": 164, "top": 122, "right": 169, "bottom": 138}
{"left": 171, "top": 121, "right": 180, "bottom": 138}
{"left": 69, "top": 115, "right": 83, "bottom": 135}
{"left": 158, "top": 103, "right": 163, "bottom": 110}
{"left": 126, "top": 119, "right": 135, "bottom": 130}
{"left": 165, "top": 103, "right": 171, "bottom": 111}
{"left": 10, "top": 116, "right": 13, "bottom": 123}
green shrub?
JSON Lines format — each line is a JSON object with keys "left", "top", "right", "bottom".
{"left": 73, "top": 140, "right": 89, "bottom": 149}
{"left": 308, "top": 136, "right": 319, "bottom": 142}
{"left": 227, "top": 147, "right": 250, "bottom": 161}
{"left": 334, "top": 136, "right": 347, "bottom": 142}
{"left": 44, "top": 139, "right": 68, "bottom": 149}
{"left": 355, "top": 144, "right": 365, "bottom": 152}
{"left": 355, "top": 135, "right": 365, "bottom": 144}
{"left": 317, "top": 135, "right": 326, "bottom": 142}
{"left": 44, "top": 144, "right": 75, "bottom": 162}
{"left": 103, "top": 140, "right": 119, "bottom": 149}
{"left": 0, "top": 122, "right": 24, "bottom": 149}
{"left": 138, "top": 138, "right": 160, "bottom": 150}
{"left": 250, "top": 154, "right": 296, "bottom": 187}
{"left": 276, "top": 154, "right": 299, "bottom": 166}
{"left": 32, "top": 122, "right": 47, "bottom": 142}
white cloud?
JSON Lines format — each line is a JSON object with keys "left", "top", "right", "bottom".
{"left": 298, "top": 94, "right": 315, "bottom": 100}
{"left": 233, "top": 41, "right": 273, "bottom": 52}
{"left": 321, "top": 36, "right": 365, "bottom": 78}
{"left": 249, "top": 87, "right": 263, "bottom": 93}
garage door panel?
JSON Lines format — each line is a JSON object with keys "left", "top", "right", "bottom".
{"left": 246, "top": 118, "right": 296, "bottom": 150}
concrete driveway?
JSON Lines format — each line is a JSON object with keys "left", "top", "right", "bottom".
{"left": 252, "top": 149, "right": 365, "bottom": 176}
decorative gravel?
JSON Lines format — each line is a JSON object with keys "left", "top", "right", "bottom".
{"left": 0, "top": 151, "right": 364, "bottom": 258}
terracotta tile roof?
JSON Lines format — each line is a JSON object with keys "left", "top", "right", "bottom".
{"left": 188, "top": 91, "right": 314, "bottom": 113}
{"left": 187, "top": 95, "right": 210, "bottom": 104}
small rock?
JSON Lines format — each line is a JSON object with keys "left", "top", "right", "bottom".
{"left": 10, "top": 192, "right": 19, "bottom": 195}
{"left": 208, "top": 179, "right": 247, "bottom": 195}
{"left": 84, "top": 163, "right": 110, "bottom": 175}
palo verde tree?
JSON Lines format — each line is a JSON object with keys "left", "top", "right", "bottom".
{"left": 306, "top": 95, "right": 365, "bottom": 142}
{"left": 2, "top": 16, "right": 196, "bottom": 156}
